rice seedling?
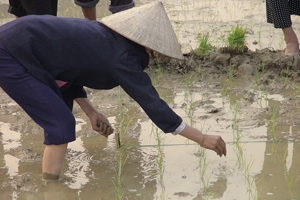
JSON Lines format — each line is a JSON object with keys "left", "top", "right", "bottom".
{"left": 197, "top": 33, "right": 213, "bottom": 56}
{"left": 258, "top": 90, "right": 269, "bottom": 108}
{"left": 197, "top": 64, "right": 205, "bottom": 81}
{"left": 230, "top": 100, "right": 260, "bottom": 199}
{"left": 282, "top": 149, "right": 288, "bottom": 163}
{"left": 232, "top": 101, "right": 240, "bottom": 134}
{"left": 226, "top": 25, "right": 247, "bottom": 53}
{"left": 235, "top": 140, "right": 244, "bottom": 167}
{"left": 228, "top": 63, "right": 237, "bottom": 82}
{"left": 202, "top": 173, "right": 211, "bottom": 193}
{"left": 284, "top": 66, "right": 291, "bottom": 85}
{"left": 199, "top": 150, "right": 208, "bottom": 181}
{"left": 155, "top": 127, "right": 165, "bottom": 180}
{"left": 184, "top": 73, "right": 196, "bottom": 92}
{"left": 152, "top": 60, "right": 164, "bottom": 86}
{"left": 197, "top": 147, "right": 213, "bottom": 197}
{"left": 183, "top": 73, "right": 198, "bottom": 126}
{"left": 113, "top": 147, "right": 128, "bottom": 200}
{"left": 117, "top": 87, "right": 132, "bottom": 146}
{"left": 271, "top": 140, "right": 281, "bottom": 153}
{"left": 232, "top": 102, "right": 244, "bottom": 168}
{"left": 118, "top": 116, "right": 132, "bottom": 147}
{"left": 152, "top": 125, "right": 166, "bottom": 199}
{"left": 255, "top": 67, "right": 261, "bottom": 86}
{"left": 269, "top": 104, "right": 279, "bottom": 140}
{"left": 284, "top": 170, "right": 300, "bottom": 190}
{"left": 254, "top": 61, "right": 266, "bottom": 90}
{"left": 221, "top": 83, "right": 231, "bottom": 102}
{"left": 293, "top": 83, "right": 300, "bottom": 99}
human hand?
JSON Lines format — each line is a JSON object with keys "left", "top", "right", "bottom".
{"left": 179, "top": 124, "right": 227, "bottom": 157}
{"left": 89, "top": 111, "right": 114, "bottom": 137}
{"left": 199, "top": 134, "right": 227, "bottom": 157}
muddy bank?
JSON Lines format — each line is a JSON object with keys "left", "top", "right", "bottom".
{"left": 153, "top": 47, "right": 300, "bottom": 82}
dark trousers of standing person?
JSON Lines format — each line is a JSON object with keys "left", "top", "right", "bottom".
{"left": 8, "top": 0, "right": 58, "bottom": 17}
{"left": 8, "top": 0, "right": 135, "bottom": 19}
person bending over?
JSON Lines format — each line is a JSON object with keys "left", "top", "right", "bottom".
{"left": 0, "top": 1, "right": 226, "bottom": 180}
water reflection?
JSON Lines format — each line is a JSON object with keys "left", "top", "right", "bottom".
{"left": 256, "top": 130, "right": 300, "bottom": 199}
{"left": 1, "top": 0, "right": 300, "bottom": 199}
{"left": 0, "top": 122, "right": 21, "bottom": 178}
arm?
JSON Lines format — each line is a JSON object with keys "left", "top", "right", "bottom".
{"left": 75, "top": 97, "right": 114, "bottom": 137}
{"left": 112, "top": 51, "right": 226, "bottom": 157}
{"left": 179, "top": 124, "right": 227, "bottom": 157}
{"left": 58, "top": 83, "right": 113, "bottom": 137}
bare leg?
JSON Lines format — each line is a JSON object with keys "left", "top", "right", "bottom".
{"left": 283, "top": 27, "right": 299, "bottom": 55}
{"left": 42, "top": 143, "right": 68, "bottom": 179}
{"left": 81, "top": 6, "right": 96, "bottom": 20}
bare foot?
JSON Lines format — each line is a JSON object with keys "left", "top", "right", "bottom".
{"left": 283, "top": 27, "right": 299, "bottom": 55}
{"left": 284, "top": 43, "right": 299, "bottom": 55}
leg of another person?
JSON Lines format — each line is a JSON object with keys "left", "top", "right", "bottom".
{"left": 283, "top": 27, "right": 299, "bottom": 55}
{"left": 74, "top": 0, "right": 99, "bottom": 20}
{"left": 81, "top": 6, "right": 96, "bottom": 20}
{"left": 20, "top": 0, "right": 58, "bottom": 15}
{"left": 0, "top": 43, "right": 75, "bottom": 179}
{"left": 266, "top": 0, "right": 299, "bottom": 55}
{"left": 8, "top": 0, "right": 26, "bottom": 18}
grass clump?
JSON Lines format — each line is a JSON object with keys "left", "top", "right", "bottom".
{"left": 226, "top": 25, "right": 247, "bottom": 52}
{"left": 197, "top": 33, "right": 213, "bottom": 56}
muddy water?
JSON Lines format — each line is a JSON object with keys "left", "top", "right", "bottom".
{"left": 1, "top": 0, "right": 300, "bottom": 200}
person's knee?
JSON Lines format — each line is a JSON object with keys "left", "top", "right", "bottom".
{"left": 44, "top": 116, "right": 76, "bottom": 145}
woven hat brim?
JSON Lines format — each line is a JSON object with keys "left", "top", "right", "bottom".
{"left": 101, "top": 1, "right": 184, "bottom": 60}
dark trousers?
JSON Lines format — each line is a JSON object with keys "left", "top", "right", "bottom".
{"left": 8, "top": 0, "right": 58, "bottom": 17}
{"left": 0, "top": 40, "right": 75, "bottom": 145}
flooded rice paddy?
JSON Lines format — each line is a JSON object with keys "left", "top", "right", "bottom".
{"left": 1, "top": 0, "right": 300, "bottom": 199}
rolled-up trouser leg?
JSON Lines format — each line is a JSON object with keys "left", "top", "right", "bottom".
{"left": 109, "top": 0, "right": 135, "bottom": 14}
{"left": 74, "top": 0, "right": 99, "bottom": 8}
{"left": 0, "top": 41, "right": 76, "bottom": 145}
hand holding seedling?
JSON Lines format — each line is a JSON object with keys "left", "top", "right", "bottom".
{"left": 91, "top": 112, "right": 114, "bottom": 137}
{"left": 179, "top": 124, "right": 227, "bottom": 157}
{"left": 95, "top": 120, "right": 114, "bottom": 137}
{"left": 75, "top": 98, "right": 114, "bottom": 137}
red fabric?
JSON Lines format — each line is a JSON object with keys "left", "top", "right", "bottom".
{"left": 55, "top": 80, "right": 69, "bottom": 88}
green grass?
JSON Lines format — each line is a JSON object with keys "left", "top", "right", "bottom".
{"left": 227, "top": 25, "right": 247, "bottom": 52}
{"left": 197, "top": 33, "right": 213, "bottom": 56}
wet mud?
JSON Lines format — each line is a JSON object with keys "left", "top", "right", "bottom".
{"left": 1, "top": 0, "right": 300, "bottom": 199}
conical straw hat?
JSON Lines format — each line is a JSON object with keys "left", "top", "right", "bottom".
{"left": 101, "top": 1, "right": 184, "bottom": 60}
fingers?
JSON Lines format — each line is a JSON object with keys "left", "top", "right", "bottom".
{"left": 214, "top": 136, "right": 227, "bottom": 157}
{"left": 203, "top": 135, "right": 227, "bottom": 157}
{"left": 216, "top": 144, "right": 224, "bottom": 157}
{"left": 220, "top": 138, "right": 227, "bottom": 156}
{"left": 96, "top": 121, "right": 114, "bottom": 137}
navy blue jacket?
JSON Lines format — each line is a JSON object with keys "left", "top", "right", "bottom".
{"left": 0, "top": 15, "right": 182, "bottom": 133}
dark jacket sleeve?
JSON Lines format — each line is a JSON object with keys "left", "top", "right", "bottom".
{"left": 111, "top": 50, "right": 182, "bottom": 133}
